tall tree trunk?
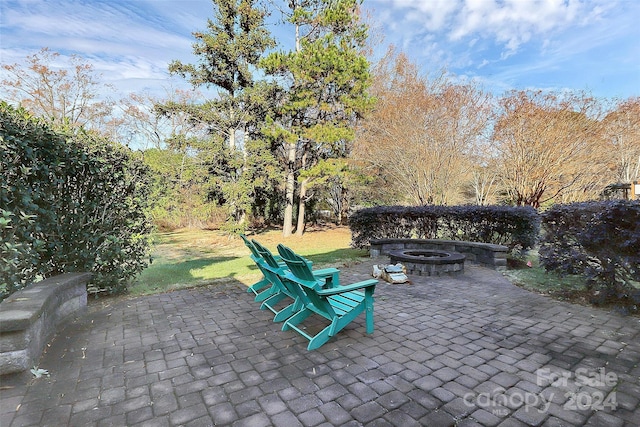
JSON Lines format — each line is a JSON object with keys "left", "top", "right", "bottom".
{"left": 229, "top": 125, "right": 248, "bottom": 226}
{"left": 284, "top": 12, "right": 302, "bottom": 237}
{"left": 228, "top": 126, "right": 236, "bottom": 150}
{"left": 295, "top": 177, "right": 308, "bottom": 236}
{"left": 283, "top": 141, "right": 296, "bottom": 237}
{"left": 339, "top": 186, "right": 348, "bottom": 225}
{"left": 295, "top": 148, "right": 308, "bottom": 236}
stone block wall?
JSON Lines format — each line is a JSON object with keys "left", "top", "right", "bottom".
{"left": 0, "top": 273, "right": 91, "bottom": 379}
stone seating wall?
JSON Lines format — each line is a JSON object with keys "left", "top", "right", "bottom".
{"left": 0, "top": 273, "right": 91, "bottom": 380}
{"left": 369, "top": 238, "right": 508, "bottom": 270}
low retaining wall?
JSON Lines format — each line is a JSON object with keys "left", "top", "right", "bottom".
{"left": 370, "top": 238, "right": 508, "bottom": 271}
{"left": 0, "top": 273, "right": 91, "bottom": 379}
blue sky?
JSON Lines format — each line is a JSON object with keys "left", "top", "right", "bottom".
{"left": 1, "top": 0, "right": 639, "bottom": 100}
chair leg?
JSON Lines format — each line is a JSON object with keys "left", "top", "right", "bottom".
{"left": 248, "top": 278, "right": 270, "bottom": 294}
{"left": 282, "top": 308, "right": 312, "bottom": 331}
{"left": 272, "top": 299, "right": 302, "bottom": 322}
{"left": 261, "top": 292, "right": 287, "bottom": 311}
{"left": 307, "top": 325, "right": 333, "bottom": 350}
{"left": 254, "top": 285, "right": 277, "bottom": 302}
{"left": 365, "top": 304, "right": 374, "bottom": 334}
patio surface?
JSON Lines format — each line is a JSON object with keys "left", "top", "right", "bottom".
{"left": 1, "top": 257, "right": 639, "bottom": 426}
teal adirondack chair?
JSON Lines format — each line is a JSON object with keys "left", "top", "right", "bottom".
{"left": 241, "top": 235, "right": 309, "bottom": 303}
{"left": 253, "top": 240, "right": 340, "bottom": 322}
{"left": 253, "top": 242, "right": 308, "bottom": 322}
{"left": 276, "top": 244, "right": 378, "bottom": 350}
{"left": 276, "top": 243, "right": 338, "bottom": 288}
{"left": 240, "top": 235, "right": 277, "bottom": 302}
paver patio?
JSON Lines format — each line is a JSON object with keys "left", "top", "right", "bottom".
{"left": 1, "top": 257, "right": 639, "bottom": 426}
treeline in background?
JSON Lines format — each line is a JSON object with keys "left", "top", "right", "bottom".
{"left": 2, "top": 1, "right": 638, "bottom": 238}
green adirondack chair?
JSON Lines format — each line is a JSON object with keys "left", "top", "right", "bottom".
{"left": 241, "top": 235, "right": 310, "bottom": 301}
{"left": 240, "top": 235, "right": 276, "bottom": 301}
{"left": 254, "top": 240, "right": 340, "bottom": 322}
{"left": 276, "top": 243, "right": 338, "bottom": 288}
{"left": 253, "top": 242, "right": 308, "bottom": 322}
{"left": 276, "top": 244, "right": 378, "bottom": 350}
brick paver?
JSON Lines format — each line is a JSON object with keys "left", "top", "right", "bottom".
{"left": 1, "top": 258, "right": 639, "bottom": 426}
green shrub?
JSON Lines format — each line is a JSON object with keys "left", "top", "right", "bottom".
{"left": 0, "top": 102, "right": 153, "bottom": 300}
{"left": 348, "top": 204, "right": 540, "bottom": 252}
{"left": 540, "top": 200, "right": 640, "bottom": 311}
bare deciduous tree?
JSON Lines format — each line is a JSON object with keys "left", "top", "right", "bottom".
{"left": 468, "top": 146, "right": 500, "bottom": 206}
{"left": 493, "top": 90, "right": 609, "bottom": 208}
{"left": 119, "top": 88, "right": 206, "bottom": 150}
{"left": 602, "top": 97, "right": 640, "bottom": 184}
{"left": 354, "top": 47, "right": 493, "bottom": 205}
{"left": 1, "top": 48, "right": 115, "bottom": 130}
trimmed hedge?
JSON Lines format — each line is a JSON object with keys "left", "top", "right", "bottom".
{"left": 539, "top": 200, "right": 640, "bottom": 310}
{"left": 1, "top": 102, "right": 153, "bottom": 300}
{"left": 349, "top": 205, "right": 540, "bottom": 252}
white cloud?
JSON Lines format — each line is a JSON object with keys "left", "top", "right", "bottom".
{"left": 410, "top": 0, "right": 461, "bottom": 31}
{"left": 2, "top": 1, "right": 192, "bottom": 57}
{"left": 380, "top": 0, "right": 589, "bottom": 56}
{"left": 366, "top": 0, "right": 639, "bottom": 98}
{"left": 0, "top": 0, "right": 210, "bottom": 97}
{"left": 1, "top": 0, "right": 637, "bottom": 102}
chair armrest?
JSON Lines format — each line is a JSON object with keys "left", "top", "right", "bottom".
{"left": 312, "top": 267, "right": 339, "bottom": 277}
{"left": 316, "top": 279, "right": 377, "bottom": 296}
{"left": 282, "top": 271, "right": 319, "bottom": 289}
{"left": 311, "top": 267, "right": 340, "bottom": 288}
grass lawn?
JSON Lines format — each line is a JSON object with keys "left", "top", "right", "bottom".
{"left": 502, "top": 249, "right": 593, "bottom": 302}
{"left": 503, "top": 250, "right": 639, "bottom": 314}
{"left": 129, "top": 226, "right": 368, "bottom": 296}
{"left": 503, "top": 263, "right": 588, "bottom": 299}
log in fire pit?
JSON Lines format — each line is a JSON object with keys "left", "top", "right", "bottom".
{"left": 388, "top": 249, "right": 465, "bottom": 276}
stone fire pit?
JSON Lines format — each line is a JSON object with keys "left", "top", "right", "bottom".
{"left": 388, "top": 249, "right": 465, "bottom": 276}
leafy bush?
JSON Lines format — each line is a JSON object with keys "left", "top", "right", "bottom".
{"left": 539, "top": 200, "right": 640, "bottom": 310}
{"left": 1, "top": 102, "right": 153, "bottom": 300}
{"left": 349, "top": 205, "right": 540, "bottom": 252}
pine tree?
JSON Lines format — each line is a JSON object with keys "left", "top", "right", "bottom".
{"left": 262, "top": 0, "right": 373, "bottom": 236}
{"left": 160, "top": 0, "right": 276, "bottom": 230}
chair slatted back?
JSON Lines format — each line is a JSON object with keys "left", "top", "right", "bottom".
{"left": 277, "top": 244, "right": 317, "bottom": 284}
{"left": 276, "top": 245, "right": 336, "bottom": 317}
{"left": 240, "top": 234, "right": 261, "bottom": 259}
{"left": 251, "top": 239, "right": 280, "bottom": 269}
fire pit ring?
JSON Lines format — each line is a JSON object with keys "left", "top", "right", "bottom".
{"left": 388, "top": 249, "right": 465, "bottom": 276}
